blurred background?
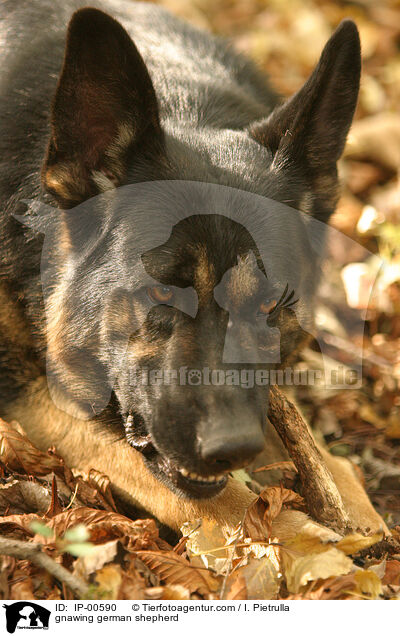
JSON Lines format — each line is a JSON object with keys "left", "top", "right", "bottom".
{"left": 149, "top": 0, "right": 400, "bottom": 525}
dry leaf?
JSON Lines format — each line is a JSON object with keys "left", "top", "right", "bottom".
{"left": 335, "top": 533, "right": 383, "bottom": 555}
{"left": 383, "top": 560, "right": 400, "bottom": 586}
{"left": 0, "top": 513, "right": 42, "bottom": 538}
{"left": 0, "top": 479, "right": 51, "bottom": 515}
{"left": 244, "top": 486, "right": 305, "bottom": 540}
{"left": 182, "top": 519, "right": 230, "bottom": 573}
{"left": 226, "top": 573, "right": 247, "bottom": 600}
{"left": 118, "top": 567, "right": 146, "bottom": 600}
{"left": 10, "top": 576, "right": 34, "bottom": 600}
{"left": 354, "top": 570, "right": 383, "bottom": 599}
{"left": 281, "top": 533, "right": 353, "bottom": 594}
{"left": 46, "top": 507, "right": 164, "bottom": 551}
{"left": 135, "top": 550, "right": 219, "bottom": 596}
{"left": 95, "top": 564, "right": 122, "bottom": 599}
{"left": 73, "top": 540, "right": 120, "bottom": 579}
{"left": 239, "top": 556, "right": 280, "bottom": 599}
{"left": 0, "top": 419, "right": 69, "bottom": 479}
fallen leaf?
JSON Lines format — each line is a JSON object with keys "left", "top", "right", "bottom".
{"left": 10, "top": 576, "right": 34, "bottom": 600}
{"left": 383, "top": 560, "right": 400, "bottom": 586}
{"left": 182, "top": 519, "right": 230, "bottom": 573}
{"left": 119, "top": 566, "right": 146, "bottom": 600}
{"left": 244, "top": 486, "right": 305, "bottom": 540}
{"left": 226, "top": 573, "right": 247, "bottom": 600}
{"left": 45, "top": 507, "right": 164, "bottom": 551}
{"left": 73, "top": 469, "right": 118, "bottom": 512}
{"left": 0, "top": 479, "right": 52, "bottom": 515}
{"left": 135, "top": 550, "right": 219, "bottom": 596}
{"left": 335, "top": 533, "right": 383, "bottom": 556}
{"left": 281, "top": 533, "right": 353, "bottom": 594}
{"left": 95, "top": 564, "right": 122, "bottom": 599}
{"left": 73, "top": 540, "right": 119, "bottom": 579}
{"left": 0, "top": 419, "right": 69, "bottom": 479}
{"left": 0, "top": 513, "right": 41, "bottom": 538}
{"left": 239, "top": 556, "right": 280, "bottom": 599}
{"left": 354, "top": 570, "right": 383, "bottom": 599}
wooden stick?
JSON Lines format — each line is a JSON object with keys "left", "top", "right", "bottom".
{"left": 268, "top": 385, "right": 352, "bottom": 534}
{"left": 0, "top": 536, "right": 89, "bottom": 598}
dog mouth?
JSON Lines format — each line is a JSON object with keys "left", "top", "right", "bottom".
{"left": 124, "top": 415, "right": 228, "bottom": 498}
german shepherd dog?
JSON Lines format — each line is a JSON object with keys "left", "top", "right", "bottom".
{"left": 0, "top": 0, "right": 385, "bottom": 535}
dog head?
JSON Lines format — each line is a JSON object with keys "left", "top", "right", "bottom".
{"left": 40, "top": 8, "right": 361, "bottom": 498}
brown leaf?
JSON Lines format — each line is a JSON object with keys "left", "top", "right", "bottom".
{"left": 46, "top": 507, "right": 164, "bottom": 551}
{"left": 225, "top": 572, "right": 247, "bottom": 600}
{"left": 239, "top": 556, "right": 280, "bottom": 599}
{"left": 281, "top": 533, "right": 353, "bottom": 594}
{"left": 119, "top": 566, "right": 146, "bottom": 600}
{"left": 135, "top": 551, "right": 220, "bottom": 596}
{"left": 10, "top": 575, "right": 34, "bottom": 600}
{"left": 0, "top": 479, "right": 52, "bottom": 515}
{"left": 73, "top": 540, "right": 120, "bottom": 579}
{"left": 82, "top": 469, "right": 118, "bottom": 512}
{"left": 182, "top": 518, "right": 230, "bottom": 574}
{"left": 383, "top": 560, "right": 400, "bottom": 586}
{"left": 45, "top": 475, "right": 63, "bottom": 517}
{"left": 335, "top": 533, "right": 383, "bottom": 556}
{"left": 95, "top": 564, "right": 122, "bottom": 600}
{"left": 354, "top": 570, "right": 383, "bottom": 599}
{"left": 0, "top": 419, "right": 70, "bottom": 480}
{"left": 0, "top": 513, "right": 40, "bottom": 539}
{"left": 244, "top": 486, "right": 305, "bottom": 540}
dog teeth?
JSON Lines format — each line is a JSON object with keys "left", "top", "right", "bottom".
{"left": 178, "top": 468, "right": 224, "bottom": 483}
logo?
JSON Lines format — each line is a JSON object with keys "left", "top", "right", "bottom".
{"left": 17, "top": 181, "right": 377, "bottom": 418}
{"left": 3, "top": 603, "right": 50, "bottom": 633}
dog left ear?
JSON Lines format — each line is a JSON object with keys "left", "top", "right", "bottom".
{"left": 42, "top": 8, "right": 163, "bottom": 207}
{"left": 249, "top": 20, "right": 361, "bottom": 173}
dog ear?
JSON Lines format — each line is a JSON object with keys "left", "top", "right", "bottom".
{"left": 249, "top": 20, "right": 361, "bottom": 173}
{"left": 42, "top": 8, "right": 163, "bottom": 207}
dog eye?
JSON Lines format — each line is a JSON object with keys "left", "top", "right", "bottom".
{"left": 258, "top": 299, "right": 278, "bottom": 315}
{"left": 147, "top": 286, "right": 174, "bottom": 304}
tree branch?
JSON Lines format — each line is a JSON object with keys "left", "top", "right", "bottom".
{"left": 0, "top": 536, "right": 89, "bottom": 598}
{"left": 268, "top": 385, "right": 352, "bottom": 534}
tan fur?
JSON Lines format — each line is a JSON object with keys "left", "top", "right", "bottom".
{"left": 3, "top": 375, "right": 387, "bottom": 536}
{"left": 91, "top": 171, "right": 116, "bottom": 193}
{"left": 44, "top": 163, "right": 89, "bottom": 204}
{"left": 0, "top": 282, "right": 33, "bottom": 349}
{"left": 227, "top": 254, "right": 258, "bottom": 310}
{"left": 194, "top": 247, "right": 216, "bottom": 304}
{"left": 44, "top": 122, "right": 133, "bottom": 204}
{"left": 105, "top": 123, "right": 135, "bottom": 163}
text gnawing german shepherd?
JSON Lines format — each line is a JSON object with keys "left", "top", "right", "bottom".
{"left": 0, "top": 1, "right": 385, "bottom": 537}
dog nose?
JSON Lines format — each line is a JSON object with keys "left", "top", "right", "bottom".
{"left": 200, "top": 427, "right": 266, "bottom": 471}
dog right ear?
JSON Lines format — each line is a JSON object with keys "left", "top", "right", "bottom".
{"left": 249, "top": 20, "right": 361, "bottom": 220}
{"left": 42, "top": 8, "right": 163, "bottom": 208}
